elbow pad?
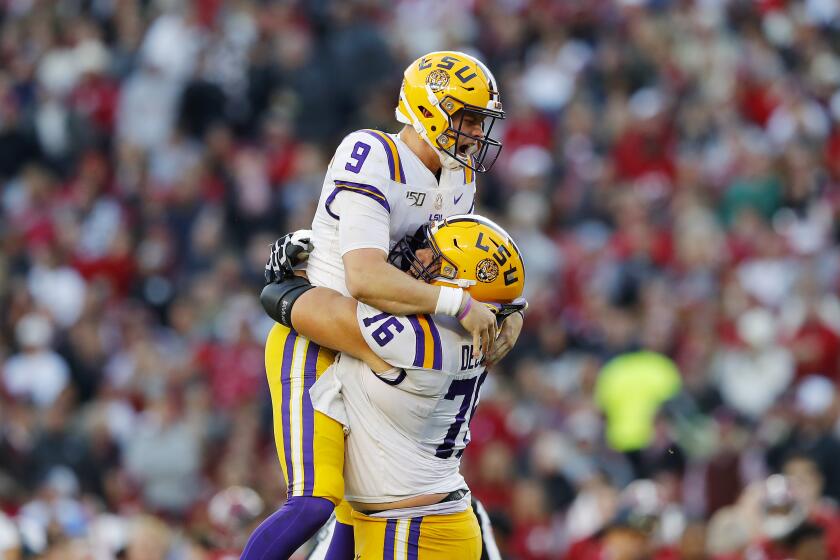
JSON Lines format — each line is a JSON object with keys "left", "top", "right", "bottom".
{"left": 260, "top": 276, "right": 315, "bottom": 328}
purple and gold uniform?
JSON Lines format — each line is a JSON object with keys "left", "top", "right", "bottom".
{"left": 310, "top": 302, "right": 488, "bottom": 559}
{"left": 351, "top": 510, "right": 481, "bottom": 560}
{"left": 266, "top": 128, "right": 475, "bottom": 505}
{"left": 251, "top": 49, "right": 505, "bottom": 560}
{"left": 265, "top": 325, "right": 343, "bottom": 501}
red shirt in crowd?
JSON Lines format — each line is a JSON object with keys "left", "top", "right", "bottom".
{"left": 788, "top": 319, "right": 840, "bottom": 384}
{"left": 194, "top": 338, "right": 265, "bottom": 409}
{"left": 611, "top": 128, "right": 677, "bottom": 186}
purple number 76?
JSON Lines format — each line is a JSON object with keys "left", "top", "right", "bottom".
{"left": 345, "top": 141, "right": 371, "bottom": 173}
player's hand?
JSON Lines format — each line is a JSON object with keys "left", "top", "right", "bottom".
{"left": 265, "top": 230, "right": 313, "bottom": 284}
{"left": 485, "top": 310, "right": 523, "bottom": 367}
{"left": 457, "top": 295, "right": 497, "bottom": 360}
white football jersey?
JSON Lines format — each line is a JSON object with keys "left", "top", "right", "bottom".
{"left": 305, "top": 129, "right": 476, "bottom": 294}
{"left": 335, "top": 302, "right": 487, "bottom": 503}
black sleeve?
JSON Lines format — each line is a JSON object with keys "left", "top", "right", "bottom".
{"left": 260, "top": 276, "right": 315, "bottom": 328}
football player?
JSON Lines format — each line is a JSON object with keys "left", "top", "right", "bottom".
{"left": 265, "top": 215, "right": 526, "bottom": 559}
{"left": 243, "top": 51, "right": 523, "bottom": 560}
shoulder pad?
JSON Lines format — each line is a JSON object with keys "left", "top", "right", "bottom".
{"left": 333, "top": 129, "right": 405, "bottom": 185}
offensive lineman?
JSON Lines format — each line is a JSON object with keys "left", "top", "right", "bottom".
{"left": 266, "top": 215, "right": 526, "bottom": 558}
{"left": 242, "top": 51, "right": 524, "bottom": 559}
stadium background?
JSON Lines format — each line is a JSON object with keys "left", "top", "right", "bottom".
{"left": 2, "top": 0, "right": 840, "bottom": 558}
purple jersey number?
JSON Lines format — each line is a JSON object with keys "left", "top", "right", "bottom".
{"left": 345, "top": 141, "right": 371, "bottom": 174}
{"left": 362, "top": 312, "right": 403, "bottom": 347}
{"left": 435, "top": 371, "right": 487, "bottom": 459}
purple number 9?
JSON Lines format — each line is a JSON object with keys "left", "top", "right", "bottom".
{"left": 345, "top": 141, "right": 371, "bottom": 173}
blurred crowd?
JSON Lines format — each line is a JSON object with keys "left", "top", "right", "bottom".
{"left": 2, "top": 0, "right": 840, "bottom": 558}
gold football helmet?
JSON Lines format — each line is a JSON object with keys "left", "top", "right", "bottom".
{"left": 389, "top": 214, "right": 525, "bottom": 305}
{"left": 396, "top": 51, "right": 504, "bottom": 173}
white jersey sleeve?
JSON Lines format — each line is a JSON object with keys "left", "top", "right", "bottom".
{"left": 356, "top": 304, "right": 444, "bottom": 372}
{"left": 355, "top": 307, "right": 419, "bottom": 371}
{"left": 329, "top": 130, "right": 400, "bottom": 187}
{"left": 334, "top": 192, "right": 390, "bottom": 255}
{"left": 354, "top": 303, "right": 486, "bottom": 375}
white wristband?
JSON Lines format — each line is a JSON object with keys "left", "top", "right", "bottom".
{"left": 435, "top": 286, "right": 464, "bottom": 316}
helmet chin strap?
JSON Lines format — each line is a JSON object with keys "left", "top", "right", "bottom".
{"left": 397, "top": 88, "right": 463, "bottom": 171}
{"left": 435, "top": 277, "right": 477, "bottom": 289}
{"left": 440, "top": 140, "right": 479, "bottom": 170}
{"left": 439, "top": 150, "right": 463, "bottom": 170}
{"left": 412, "top": 117, "right": 463, "bottom": 171}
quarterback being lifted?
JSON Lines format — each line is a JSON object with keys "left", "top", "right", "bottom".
{"left": 244, "top": 51, "right": 523, "bottom": 560}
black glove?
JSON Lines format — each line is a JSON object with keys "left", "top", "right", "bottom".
{"left": 265, "top": 229, "right": 314, "bottom": 284}
{"left": 482, "top": 297, "right": 528, "bottom": 325}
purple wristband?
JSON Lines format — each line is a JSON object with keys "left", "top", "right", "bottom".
{"left": 457, "top": 296, "right": 473, "bottom": 321}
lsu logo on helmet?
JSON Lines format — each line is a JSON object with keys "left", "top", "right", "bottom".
{"left": 427, "top": 215, "right": 524, "bottom": 303}
{"left": 426, "top": 69, "right": 450, "bottom": 92}
{"left": 475, "top": 259, "right": 499, "bottom": 283}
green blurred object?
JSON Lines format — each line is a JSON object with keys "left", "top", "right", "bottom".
{"left": 595, "top": 351, "right": 682, "bottom": 452}
{"left": 720, "top": 176, "right": 782, "bottom": 227}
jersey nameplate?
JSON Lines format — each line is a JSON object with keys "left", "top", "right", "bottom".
{"left": 460, "top": 345, "right": 485, "bottom": 371}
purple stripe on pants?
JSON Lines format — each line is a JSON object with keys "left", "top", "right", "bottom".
{"left": 383, "top": 518, "right": 397, "bottom": 559}
{"left": 280, "top": 329, "right": 298, "bottom": 497}
{"left": 301, "top": 341, "right": 320, "bottom": 496}
{"left": 407, "top": 315, "right": 425, "bottom": 368}
{"left": 407, "top": 517, "right": 423, "bottom": 560}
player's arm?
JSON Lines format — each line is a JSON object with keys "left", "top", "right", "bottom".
{"left": 261, "top": 276, "right": 392, "bottom": 372}
{"left": 331, "top": 189, "right": 443, "bottom": 315}
{"left": 336, "top": 193, "right": 497, "bottom": 356}
{"left": 343, "top": 248, "right": 440, "bottom": 315}
{"left": 292, "top": 288, "right": 393, "bottom": 373}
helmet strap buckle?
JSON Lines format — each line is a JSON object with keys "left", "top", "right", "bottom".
{"left": 436, "top": 278, "right": 477, "bottom": 289}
